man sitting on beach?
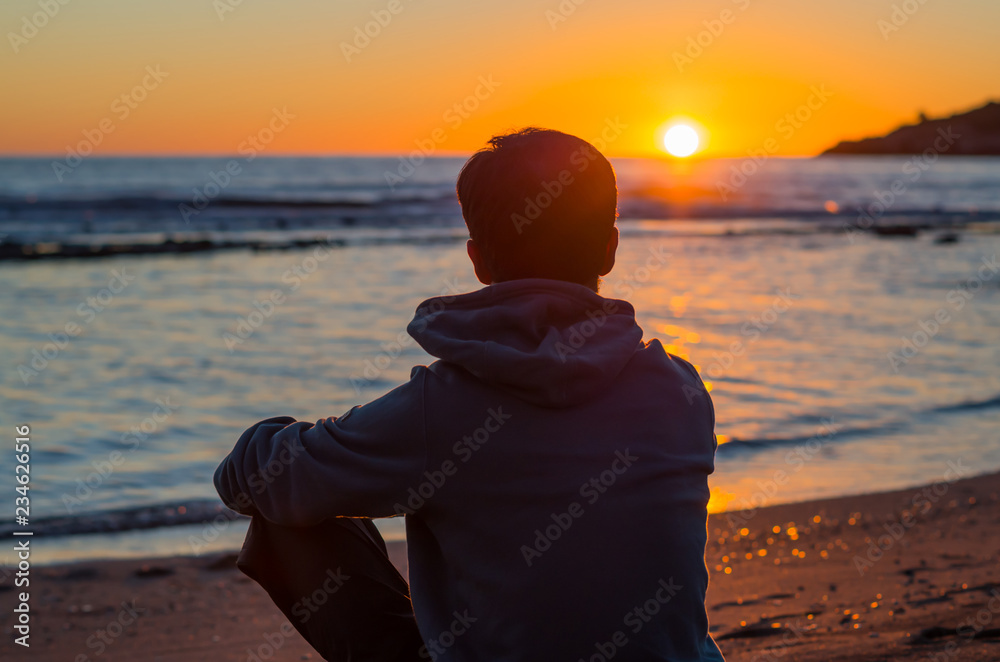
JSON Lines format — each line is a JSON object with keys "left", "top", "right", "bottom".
{"left": 215, "top": 128, "right": 724, "bottom": 661}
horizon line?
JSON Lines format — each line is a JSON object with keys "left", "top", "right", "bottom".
{"left": 0, "top": 151, "right": 830, "bottom": 160}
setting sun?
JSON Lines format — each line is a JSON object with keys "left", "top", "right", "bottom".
{"left": 662, "top": 123, "right": 701, "bottom": 157}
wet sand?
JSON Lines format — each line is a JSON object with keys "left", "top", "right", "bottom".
{"left": 2, "top": 471, "right": 998, "bottom": 661}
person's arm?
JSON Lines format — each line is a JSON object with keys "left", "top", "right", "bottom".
{"left": 214, "top": 368, "right": 428, "bottom": 526}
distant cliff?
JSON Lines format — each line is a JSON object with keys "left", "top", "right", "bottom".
{"left": 822, "top": 101, "right": 1000, "bottom": 155}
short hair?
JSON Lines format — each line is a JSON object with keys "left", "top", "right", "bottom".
{"left": 456, "top": 128, "right": 618, "bottom": 287}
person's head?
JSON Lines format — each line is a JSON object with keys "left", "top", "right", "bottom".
{"left": 457, "top": 128, "right": 619, "bottom": 292}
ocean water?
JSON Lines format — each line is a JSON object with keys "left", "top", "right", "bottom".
{"left": 1, "top": 156, "right": 999, "bottom": 563}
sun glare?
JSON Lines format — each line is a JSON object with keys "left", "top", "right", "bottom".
{"left": 662, "top": 123, "right": 701, "bottom": 158}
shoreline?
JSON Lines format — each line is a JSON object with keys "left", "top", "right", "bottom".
{"left": 3, "top": 471, "right": 998, "bottom": 660}
{"left": 16, "top": 465, "right": 999, "bottom": 567}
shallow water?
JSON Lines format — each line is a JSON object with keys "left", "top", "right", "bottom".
{"left": 1, "top": 157, "right": 999, "bottom": 562}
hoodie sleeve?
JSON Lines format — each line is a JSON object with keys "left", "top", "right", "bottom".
{"left": 213, "top": 368, "right": 428, "bottom": 526}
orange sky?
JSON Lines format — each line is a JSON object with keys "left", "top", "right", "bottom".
{"left": 2, "top": 0, "right": 998, "bottom": 158}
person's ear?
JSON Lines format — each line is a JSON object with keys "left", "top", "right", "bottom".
{"left": 598, "top": 226, "right": 619, "bottom": 277}
{"left": 467, "top": 239, "right": 493, "bottom": 285}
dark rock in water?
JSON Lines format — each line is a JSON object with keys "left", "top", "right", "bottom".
{"left": 0, "top": 235, "right": 347, "bottom": 262}
{"left": 934, "top": 232, "right": 960, "bottom": 244}
{"left": 0, "top": 240, "right": 28, "bottom": 259}
{"left": 873, "top": 225, "right": 920, "bottom": 238}
{"left": 822, "top": 101, "right": 1000, "bottom": 155}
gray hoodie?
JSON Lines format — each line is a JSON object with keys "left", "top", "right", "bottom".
{"left": 215, "top": 278, "right": 723, "bottom": 661}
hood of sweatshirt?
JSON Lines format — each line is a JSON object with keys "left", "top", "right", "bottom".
{"left": 407, "top": 278, "right": 644, "bottom": 408}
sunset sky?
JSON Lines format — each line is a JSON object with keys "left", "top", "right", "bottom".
{"left": 2, "top": 0, "right": 998, "bottom": 158}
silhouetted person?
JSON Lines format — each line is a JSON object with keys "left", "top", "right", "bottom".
{"left": 215, "top": 128, "right": 724, "bottom": 661}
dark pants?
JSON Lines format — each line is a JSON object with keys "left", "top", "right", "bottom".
{"left": 236, "top": 515, "right": 425, "bottom": 661}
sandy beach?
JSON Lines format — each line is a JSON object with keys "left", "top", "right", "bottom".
{"left": 2, "top": 470, "right": 997, "bottom": 661}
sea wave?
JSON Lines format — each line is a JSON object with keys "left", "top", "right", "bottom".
{"left": 12, "top": 392, "right": 998, "bottom": 539}
{"left": 719, "top": 391, "right": 1000, "bottom": 454}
